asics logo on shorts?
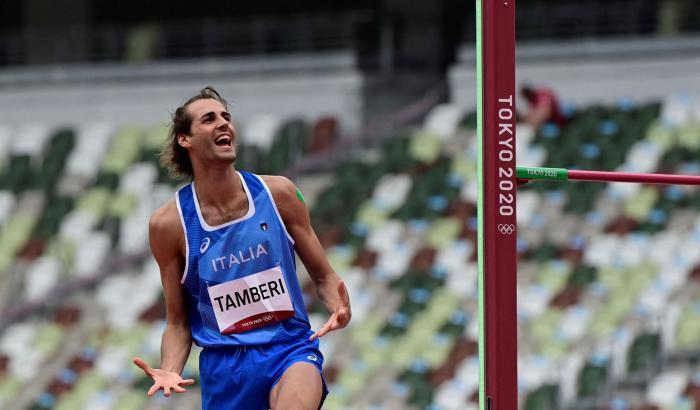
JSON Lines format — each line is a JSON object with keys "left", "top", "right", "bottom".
{"left": 200, "top": 237, "right": 211, "bottom": 253}
{"left": 498, "top": 224, "right": 515, "bottom": 235}
{"left": 307, "top": 354, "right": 317, "bottom": 362}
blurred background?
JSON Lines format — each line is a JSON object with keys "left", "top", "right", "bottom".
{"left": 0, "top": 0, "right": 700, "bottom": 409}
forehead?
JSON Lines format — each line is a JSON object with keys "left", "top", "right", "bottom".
{"left": 187, "top": 98, "right": 228, "bottom": 119}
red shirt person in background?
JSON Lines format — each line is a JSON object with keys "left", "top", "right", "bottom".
{"left": 520, "top": 85, "right": 568, "bottom": 131}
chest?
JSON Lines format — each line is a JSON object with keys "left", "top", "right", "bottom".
{"left": 199, "top": 195, "right": 250, "bottom": 226}
{"left": 189, "top": 214, "right": 285, "bottom": 278}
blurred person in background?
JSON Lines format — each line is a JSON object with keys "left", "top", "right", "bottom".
{"left": 133, "top": 86, "right": 351, "bottom": 409}
{"left": 520, "top": 83, "right": 568, "bottom": 131}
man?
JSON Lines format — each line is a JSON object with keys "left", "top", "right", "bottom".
{"left": 520, "top": 84, "right": 568, "bottom": 131}
{"left": 133, "top": 86, "right": 351, "bottom": 410}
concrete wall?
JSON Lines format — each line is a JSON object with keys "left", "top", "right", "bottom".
{"left": 0, "top": 52, "right": 363, "bottom": 135}
{"left": 449, "top": 36, "right": 700, "bottom": 112}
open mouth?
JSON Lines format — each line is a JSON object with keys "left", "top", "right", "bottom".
{"left": 215, "top": 135, "right": 232, "bottom": 147}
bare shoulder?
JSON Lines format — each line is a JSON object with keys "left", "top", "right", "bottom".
{"left": 260, "top": 175, "right": 296, "bottom": 195}
{"left": 260, "top": 175, "right": 306, "bottom": 225}
{"left": 149, "top": 200, "right": 182, "bottom": 238}
{"left": 260, "top": 175, "right": 298, "bottom": 210}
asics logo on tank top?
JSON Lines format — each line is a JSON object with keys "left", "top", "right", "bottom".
{"left": 210, "top": 244, "right": 269, "bottom": 273}
{"left": 200, "top": 237, "right": 211, "bottom": 254}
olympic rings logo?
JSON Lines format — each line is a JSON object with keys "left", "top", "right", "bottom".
{"left": 497, "top": 224, "right": 515, "bottom": 235}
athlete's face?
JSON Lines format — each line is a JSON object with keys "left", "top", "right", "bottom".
{"left": 178, "top": 98, "right": 237, "bottom": 166}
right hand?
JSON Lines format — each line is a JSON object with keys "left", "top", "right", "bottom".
{"left": 133, "top": 357, "right": 196, "bottom": 397}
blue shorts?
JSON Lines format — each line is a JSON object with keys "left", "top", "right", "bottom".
{"left": 199, "top": 336, "right": 328, "bottom": 410}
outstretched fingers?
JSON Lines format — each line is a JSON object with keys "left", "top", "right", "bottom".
{"left": 309, "top": 280, "right": 352, "bottom": 341}
{"left": 147, "top": 383, "right": 161, "bottom": 397}
{"left": 133, "top": 357, "right": 154, "bottom": 378}
{"left": 134, "top": 357, "right": 195, "bottom": 397}
{"left": 145, "top": 378, "right": 194, "bottom": 397}
{"left": 309, "top": 320, "right": 334, "bottom": 341}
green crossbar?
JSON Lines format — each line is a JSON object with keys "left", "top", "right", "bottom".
{"left": 516, "top": 166, "right": 569, "bottom": 181}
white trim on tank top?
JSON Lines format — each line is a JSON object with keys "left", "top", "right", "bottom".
{"left": 175, "top": 192, "right": 191, "bottom": 284}
{"left": 191, "top": 171, "right": 256, "bottom": 232}
{"left": 253, "top": 174, "right": 295, "bottom": 245}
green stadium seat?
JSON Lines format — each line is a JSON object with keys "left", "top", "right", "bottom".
{"left": 382, "top": 134, "right": 415, "bottom": 174}
{"left": 0, "top": 375, "right": 21, "bottom": 408}
{"left": 114, "top": 390, "right": 147, "bottom": 410}
{"left": 627, "top": 333, "right": 660, "bottom": 375}
{"left": 125, "top": 24, "right": 159, "bottom": 62}
{"left": 623, "top": 186, "right": 659, "bottom": 221}
{"left": 524, "top": 384, "right": 559, "bottom": 410}
{"left": 409, "top": 131, "right": 443, "bottom": 163}
{"left": 675, "top": 304, "right": 700, "bottom": 351}
{"left": 1, "top": 154, "right": 32, "bottom": 193}
{"left": 260, "top": 118, "right": 311, "bottom": 174}
{"left": 101, "top": 126, "right": 143, "bottom": 174}
{"left": 426, "top": 218, "right": 462, "bottom": 249}
{"left": 577, "top": 362, "right": 607, "bottom": 399}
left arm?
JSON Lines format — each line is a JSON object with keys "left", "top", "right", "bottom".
{"left": 263, "top": 175, "right": 351, "bottom": 340}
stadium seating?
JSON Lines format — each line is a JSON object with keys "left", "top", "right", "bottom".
{"left": 1, "top": 93, "right": 700, "bottom": 410}
{"left": 0, "top": 113, "right": 339, "bottom": 409}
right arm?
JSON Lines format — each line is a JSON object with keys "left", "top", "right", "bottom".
{"left": 150, "top": 202, "right": 192, "bottom": 373}
{"left": 133, "top": 201, "right": 195, "bottom": 396}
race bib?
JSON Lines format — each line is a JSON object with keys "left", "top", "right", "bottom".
{"left": 207, "top": 266, "right": 294, "bottom": 334}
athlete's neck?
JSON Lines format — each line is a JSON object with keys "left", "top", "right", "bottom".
{"left": 192, "top": 165, "right": 246, "bottom": 210}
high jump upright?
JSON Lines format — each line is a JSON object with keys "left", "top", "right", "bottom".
{"left": 477, "top": 0, "right": 518, "bottom": 408}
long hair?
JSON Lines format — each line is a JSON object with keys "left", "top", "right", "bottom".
{"left": 161, "top": 86, "right": 229, "bottom": 180}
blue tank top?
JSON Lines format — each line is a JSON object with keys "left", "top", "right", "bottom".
{"left": 175, "top": 171, "right": 311, "bottom": 347}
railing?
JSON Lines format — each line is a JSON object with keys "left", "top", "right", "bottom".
{"left": 3, "top": 2, "right": 700, "bottom": 68}
{"left": 0, "top": 12, "right": 372, "bottom": 67}
{"left": 461, "top": 0, "right": 700, "bottom": 42}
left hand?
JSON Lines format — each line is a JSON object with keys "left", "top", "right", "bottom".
{"left": 132, "top": 357, "right": 195, "bottom": 397}
{"left": 309, "top": 280, "right": 351, "bottom": 340}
